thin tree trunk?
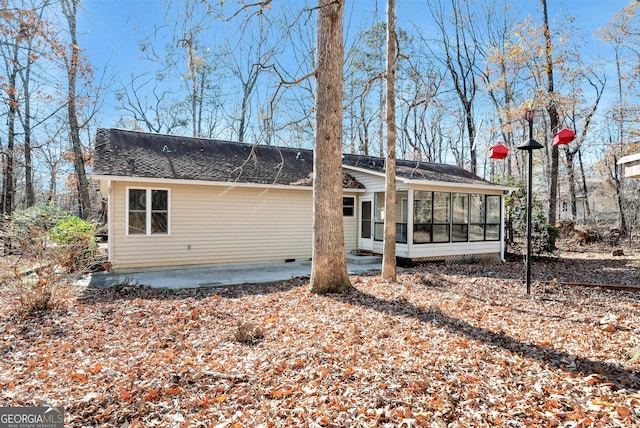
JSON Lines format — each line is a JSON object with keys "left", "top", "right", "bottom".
{"left": 62, "top": 0, "right": 91, "bottom": 219}
{"left": 309, "top": 0, "right": 351, "bottom": 294}
{"left": 540, "top": 0, "right": 559, "bottom": 225}
{"left": 565, "top": 148, "right": 577, "bottom": 220}
{"left": 382, "top": 0, "right": 397, "bottom": 281}
{"left": 4, "top": 45, "right": 18, "bottom": 217}
{"left": 23, "top": 62, "right": 35, "bottom": 207}
{"left": 577, "top": 149, "right": 591, "bottom": 220}
{"left": 378, "top": 77, "right": 384, "bottom": 158}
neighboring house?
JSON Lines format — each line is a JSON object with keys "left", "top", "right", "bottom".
{"left": 93, "top": 128, "right": 514, "bottom": 272}
{"left": 618, "top": 153, "right": 640, "bottom": 179}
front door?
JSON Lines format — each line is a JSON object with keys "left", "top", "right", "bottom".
{"left": 358, "top": 197, "right": 373, "bottom": 251}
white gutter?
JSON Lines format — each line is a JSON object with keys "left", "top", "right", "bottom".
{"left": 342, "top": 164, "right": 516, "bottom": 193}
{"left": 618, "top": 153, "right": 640, "bottom": 164}
{"left": 90, "top": 174, "right": 367, "bottom": 192}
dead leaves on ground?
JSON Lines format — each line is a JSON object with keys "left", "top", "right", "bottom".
{"left": 1, "top": 248, "right": 640, "bottom": 426}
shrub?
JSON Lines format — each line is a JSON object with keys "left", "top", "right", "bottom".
{"left": 49, "top": 216, "right": 98, "bottom": 272}
{"left": 502, "top": 179, "right": 559, "bottom": 255}
{"left": 6, "top": 206, "right": 101, "bottom": 313}
{"left": 49, "top": 215, "right": 96, "bottom": 244}
{"left": 6, "top": 226, "right": 64, "bottom": 313}
{"left": 10, "top": 202, "right": 68, "bottom": 233}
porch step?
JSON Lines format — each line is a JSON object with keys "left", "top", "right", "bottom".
{"left": 346, "top": 253, "right": 382, "bottom": 265}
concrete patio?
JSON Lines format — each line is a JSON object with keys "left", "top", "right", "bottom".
{"left": 82, "top": 254, "right": 382, "bottom": 289}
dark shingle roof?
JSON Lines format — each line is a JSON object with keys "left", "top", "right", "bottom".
{"left": 342, "top": 154, "right": 493, "bottom": 186}
{"left": 93, "top": 128, "right": 493, "bottom": 188}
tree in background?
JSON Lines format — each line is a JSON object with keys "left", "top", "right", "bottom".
{"left": 562, "top": 62, "right": 606, "bottom": 222}
{"left": 427, "top": 0, "right": 483, "bottom": 174}
{"left": 538, "top": 0, "right": 560, "bottom": 227}
{"left": 310, "top": 0, "right": 351, "bottom": 294}
{"left": 0, "top": 0, "right": 63, "bottom": 215}
{"left": 60, "top": 0, "right": 91, "bottom": 219}
{"left": 597, "top": 1, "right": 640, "bottom": 235}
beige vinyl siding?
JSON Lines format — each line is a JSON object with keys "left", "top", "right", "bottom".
{"left": 345, "top": 170, "right": 386, "bottom": 192}
{"left": 343, "top": 193, "right": 358, "bottom": 252}
{"left": 111, "top": 181, "right": 314, "bottom": 270}
{"left": 623, "top": 160, "right": 640, "bottom": 178}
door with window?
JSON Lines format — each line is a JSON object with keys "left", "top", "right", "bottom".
{"left": 359, "top": 197, "right": 373, "bottom": 251}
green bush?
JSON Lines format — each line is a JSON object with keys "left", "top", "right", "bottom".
{"left": 49, "top": 216, "right": 96, "bottom": 244}
{"left": 6, "top": 207, "right": 101, "bottom": 313}
{"left": 502, "top": 179, "right": 559, "bottom": 255}
{"left": 49, "top": 216, "right": 98, "bottom": 273}
{"left": 10, "top": 203, "right": 68, "bottom": 233}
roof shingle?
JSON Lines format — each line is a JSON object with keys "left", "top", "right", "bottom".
{"left": 93, "top": 128, "right": 493, "bottom": 188}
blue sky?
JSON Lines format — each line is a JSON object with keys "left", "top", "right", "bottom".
{"left": 79, "top": 0, "right": 631, "bottom": 77}
{"left": 76, "top": 0, "right": 633, "bottom": 130}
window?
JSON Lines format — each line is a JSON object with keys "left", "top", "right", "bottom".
{"left": 373, "top": 192, "right": 408, "bottom": 243}
{"left": 413, "top": 191, "right": 500, "bottom": 244}
{"left": 374, "top": 192, "right": 385, "bottom": 241}
{"left": 413, "top": 191, "right": 451, "bottom": 243}
{"left": 432, "top": 192, "right": 451, "bottom": 242}
{"left": 128, "top": 188, "right": 169, "bottom": 235}
{"left": 452, "top": 193, "right": 469, "bottom": 242}
{"left": 396, "top": 192, "right": 408, "bottom": 244}
{"left": 469, "top": 194, "right": 485, "bottom": 241}
{"left": 413, "top": 191, "right": 432, "bottom": 244}
{"left": 361, "top": 200, "right": 372, "bottom": 239}
{"left": 485, "top": 195, "right": 501, "bottom": 241}
{"left": 343, "top": 197, "right": 355, "bottom": 217}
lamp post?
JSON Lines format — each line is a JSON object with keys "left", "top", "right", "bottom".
{"left": 517, "top": 109, "right": 543, "bottom": 295}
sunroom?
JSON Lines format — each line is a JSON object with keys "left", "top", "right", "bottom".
{"left": 359, "top": 187, "right": 508, "bottom": 262}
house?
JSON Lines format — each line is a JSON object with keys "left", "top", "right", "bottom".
{"left": 92, "top": 128, "right": 514, "bottom": 273}
{"left": 618, "top": 153, "right": 640, "bottom": 179}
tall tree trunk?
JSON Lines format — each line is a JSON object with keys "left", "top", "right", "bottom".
{"left": 309, "top": 0, "right": 351, "bottom": 294}
{"left": 62, "top": 0, "right": 91, "bottom": 219}
{"left": 4, "top": 45, "right": 19, "bottom": 217}
{"left": 613, "top": 150, "right": 628, "bottom": 235}
{"left": 614, "top": 42, "right": 627, "bottom": 234}
{"left": 577, "top": 149, "right": 591, "bottom": 220}
{"left": 378, "top": 77, "right": 384, "bottom": 158}
{"left": 465, "top": 101, "right": 477, "bottom": 174}
{"left": 23, "top": 62, "right": 35, "bottom": 207}
{"left": 564, "top": 148, "right": 577, "bottom": 219}
{"left": 540, "top": 0, "right": 560, "bottom": 225}
{"left": 382, "top": 0, "right": 397, "bottom": 281}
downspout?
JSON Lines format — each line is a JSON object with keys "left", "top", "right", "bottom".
{"left": 406, "top": 188, "right": 414, "bottom": 259}
{"left": 107, "top": 180, "right": 113, "bottom": 265}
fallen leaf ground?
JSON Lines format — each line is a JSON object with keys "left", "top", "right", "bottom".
{"left": 2, "top": 241, "right": 640, "bottom": 427}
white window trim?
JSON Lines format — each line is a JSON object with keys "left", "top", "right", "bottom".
{"left": 126, "top": 187, "right": 171, "bottom": 236}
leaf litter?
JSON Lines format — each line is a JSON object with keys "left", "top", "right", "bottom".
{"left": 1, "top": 243, "right": 640, "bottom": 427}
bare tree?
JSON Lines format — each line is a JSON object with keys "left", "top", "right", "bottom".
{"left": 382, "top": 0, "right": 397, "bottom": 281}
{"left": 539, "top": 0, "right": 561, "bottom": 226}
{"left": 0, "top": 12, "right": 19, "bottom": 216}
{"left": 310, "top": 0, "right": 351, "bottom": 294}
{"left": 60, "top": 0, "right": 91, "bottom": 219}
{"left": 115, "top": 73, "right": 189, "bottom": 134}
{"left": 597, "top": 2, "right": 640, "bottom": 234}
{"left": 225, "top": 17, "right": 279, "bottom": 143}
{"left": 426, "top": 0, "right": 482, "bottom": 174}
{"left": 563, "top": 64, "right": 605, "bottom": 222}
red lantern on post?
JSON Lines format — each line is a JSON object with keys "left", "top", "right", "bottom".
{"left": 553, "top": 128, "right": 576, "bottom": 146}
{"left": 489, "top": 142, "right": 509, "bottom": 159}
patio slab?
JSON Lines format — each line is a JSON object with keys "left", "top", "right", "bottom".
{"left": 82, "top": 257, "right": 382, "bottom": 290}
